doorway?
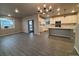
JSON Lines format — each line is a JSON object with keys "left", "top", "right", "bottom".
{"left": 28, "top": 20, "right": 34, "bottom": 33}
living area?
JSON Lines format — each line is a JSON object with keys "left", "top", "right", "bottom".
{"left": 0, "top": 3, "right": 79, "bottom": 56}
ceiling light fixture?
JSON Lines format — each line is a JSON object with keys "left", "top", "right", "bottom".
{"left": 46, "top": 9, "right": 48, "bottom": 12}
{"left": 43, "top": 4, "right": 46, "bottom": 8}
{"left": 57, "top": 8, "right": 60, "bottom": 11}
{"left": 40, "top": 9, "right": 42, "bottom": 13}
{"left": 37, "top": 4, "right": 53, "bottom": 16}
{"left": 15, "top": 8, "right": 19, "bottom": 13}
{"left": 8, "top": 14, "right": 11, "bottom": 16}
{"left": 49, "top": 5, "right": 52, "bottom": 9}
{"left": 71, "top": 10, "right": 75, "bottom": 13}
{"left": 37, "top": 7, "right": 40, "bottom": 10}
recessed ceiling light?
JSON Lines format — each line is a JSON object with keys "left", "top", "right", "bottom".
{"left": 57, "top": 8, "right": 60, "bottom": 11}
{"left": 15, "top": 8, "right": 19, "bottom": 13}
{"left": 57, "top": 13, "right": 60, "bottom": 15}
{"left": 72, "top": 10, "right": 75, "bottom": 13}
{"left": 8, "top": 14, "right": 11, "bottom": 16}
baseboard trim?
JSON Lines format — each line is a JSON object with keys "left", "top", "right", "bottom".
{"left": 74, "top": 46, "right": 79, "bottom": 55}
{"left": 0, "top": 32, "right": 22, "bottom": 36}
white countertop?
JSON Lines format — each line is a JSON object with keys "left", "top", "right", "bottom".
{"left": 49, "top": 27, "right": 75, "bottom": 29}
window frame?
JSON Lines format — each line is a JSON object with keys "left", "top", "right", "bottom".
{"left": 0, "top": 17, "right": 15, "bottom": 29}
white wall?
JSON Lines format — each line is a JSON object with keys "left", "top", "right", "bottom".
{"left": 74, "top": 12, "right": 79, "bottom": 54}
{"left": 22, "top": 19, "right": 28, "bottom": 33}
{"left": 22, "top": 15, "right": 40, "bottom": 35}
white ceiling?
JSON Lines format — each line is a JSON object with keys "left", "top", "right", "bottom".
{"left": 0, "top": 3, "right": 79, "bottom": 18}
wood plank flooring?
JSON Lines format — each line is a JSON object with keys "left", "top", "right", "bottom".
{"left": 0, "top": 32, "right": 78, "bottom": 56}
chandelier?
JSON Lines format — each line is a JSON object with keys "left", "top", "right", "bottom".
{"left": 37, "top": 4, "right": 53, "bottom": 15}
{"left": 37, "top": 4, "right": 76, "bottom": 18}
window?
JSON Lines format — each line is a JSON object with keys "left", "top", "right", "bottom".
{"left": 0, "top": 17, "right": 15, "bottom": 29}
{"left": 45, "top": 18, "right": 50, "bottom": 25}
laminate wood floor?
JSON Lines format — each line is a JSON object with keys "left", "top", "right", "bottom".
{"left": 0, "top": 32, "right": 78, "bottom": 56}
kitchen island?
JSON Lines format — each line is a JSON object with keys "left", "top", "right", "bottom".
{"left": 49, "top": 27, "right": 74, "bottom": 39}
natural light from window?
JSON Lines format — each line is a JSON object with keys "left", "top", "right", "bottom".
{"left": 0, "top": 17, "right": 15, "bottom": 29}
